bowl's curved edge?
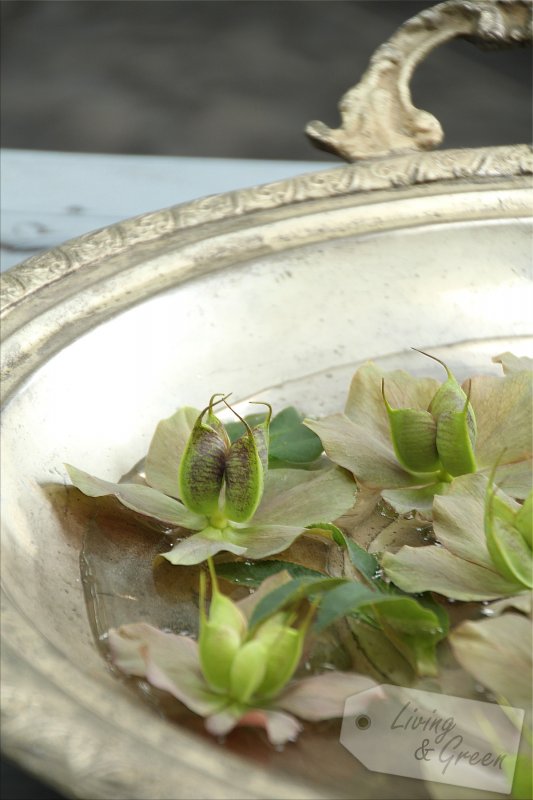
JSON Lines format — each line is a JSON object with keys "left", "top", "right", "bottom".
{"left": 1, "top": 144, "right": 532, "bottom": 317}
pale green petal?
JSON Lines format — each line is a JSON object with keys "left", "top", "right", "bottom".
{"left": 368, "top": 517, "right": 427, "bottom": 555}
{"left": 488, "top": 592, "right": 532, "bottom": 616}
{"left": 450, "top": 613, "right": 532, "bottom": 708}
{"left": 432, "top": 473, "right": 493, "bottom": 567}
{"left": 306, "top": 415, "right": 414, "bottom": 489}
{"left": 492, "top": 352, "right": 533, "bottom": 375}
{"left": 66, "top": 464, "right": 206, "bottom": 530}
{"left": 492, "top": 458, "right": 532, "bottom": 501}
{"left": 252, "top": 466, "right": 356, "bottom": 526}
{"left": 161, "top": 527, "right": 247, "bottom": 565}
{"left": 433, "top": 473, "right": 519, "bottom": 568}
{"left": 145, "top": 406, "right": 199, "bottom": 498}
{"left": 469, "top": 372, "right": 532, "bottom": 469}
{"left": 108, "top": 623, "right": 226, "bottom": 716}
{"left": 344, "top": 362, "right": 440, "bottom": 439}
{"left": 383, "top": 474, "right": 527, "bottom": 600}
{"left": 383, "top": 546, "right": 522, "bottom": 601}
{"left": 277, "top": 671, "right": 377, "bottom": 720}
{"left": 225, "top": 524, "right": 308, "bottom": 560}
{"left": 382, "top": 483, "right": 445, "bottom": 515}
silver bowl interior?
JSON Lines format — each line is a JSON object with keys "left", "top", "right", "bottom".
{"left": 1, "top": 161, "right": 532, "bottom": 799}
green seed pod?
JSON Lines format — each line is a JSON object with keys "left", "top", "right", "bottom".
{"left": 198, "top": 566, "right": 247, "bottom": 692}
{"left": 178, "top": 394, "right": 229, "bottom": 515}
{"left": 248, "top": 401, "right": 272, "bottom": 474}
{"left": 223, "top": 403, "right": 266, "bottom": 523}
{"left": 382, "top": 381, "right": 440, "bottom": 474}
{"left": 435, "top": 381, "right": 477, "bottom": 477}
{"left": 515, "top": 491, "right": 532, "bottom": 550}
{"left": 420, "top": 349, "right": 477, "bottom": 445}
{"left": 253, "top": 612, "right": 306, "bottom": 700}
{"left": 229, "top": 640, "right": 268, "bottom": 703}
{"left": 485, "top": 478, "right": 533, "bottom": 588}
{"left": 199, "top": 620, "right": 242, "bottom": 692}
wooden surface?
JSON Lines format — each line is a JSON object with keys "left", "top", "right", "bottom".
{"left": 0, "top": 149, "right": 328, "bottom": 271}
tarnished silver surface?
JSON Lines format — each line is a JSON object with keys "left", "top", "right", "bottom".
{"left": 1, "top": 1, "right": 533, "bottom": 797}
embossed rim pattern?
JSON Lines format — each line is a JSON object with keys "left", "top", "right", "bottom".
{"left": 2, "top": 144, "right": 532, "bottom": 316}
{"left": 1, "top": 146, "right": 533, "bottom": 800}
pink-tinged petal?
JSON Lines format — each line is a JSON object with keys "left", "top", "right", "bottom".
{"left": 108, "top": 623, "right": 225, "bottom": 717}
{"left": 161, "top": 529, "right": 247, "bottom": 565}
{"left": 205, "top": 707, "right": 303, "bottom": 745}
{"left": 240, "top": 709, "right": 303, "bottom": 745}
{"left": 277, "top": 672, "right": 378, "bottom": 721}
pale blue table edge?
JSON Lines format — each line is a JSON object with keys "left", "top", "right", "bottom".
{"left": 0, "top": 149, "right": 332, "bottom": 272}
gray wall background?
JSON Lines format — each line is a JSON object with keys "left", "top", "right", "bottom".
{"left": 2, "top": 0, "right": 532, "bottom": 162}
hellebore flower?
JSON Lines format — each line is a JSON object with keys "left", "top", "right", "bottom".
{"left": 382, "top": 472, "right": 532, "bottom": 601}
{"left": 66, "top": 395, "right": 355, "bottom": 565}
{"left": 108, "top": 568, "right": 376, "bottom": 745}
{"left": 305, "top": 352, "right": 532, "bottom": 515}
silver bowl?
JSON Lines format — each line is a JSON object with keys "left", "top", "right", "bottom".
{"left": 2, "top": 2, "right": 532, "bottom": 797}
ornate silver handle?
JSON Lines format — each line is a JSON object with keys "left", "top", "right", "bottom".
{"left": 306, "top": 0, "right": 532, "bottom": 162}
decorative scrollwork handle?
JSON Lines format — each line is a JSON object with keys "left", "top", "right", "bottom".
{"left": 306, "top": 0, "right": 532, "bottom": 162}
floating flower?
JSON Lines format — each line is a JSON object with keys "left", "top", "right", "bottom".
{"left": 305, "top": 352, "right": 532, "bottom": 515}
{"left": 108, "top": 568, "right": 377, "bottom": 745}
{"left": 66, "top": 396, "right": 355, "bottom": 565}
{"left": 382, "top": 472, "right": 532, "bottom": 600}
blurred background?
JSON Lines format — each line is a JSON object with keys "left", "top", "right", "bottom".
{"left": 2, "top": 0, "right": 532, "bottom": 160}
{"left": 0, "top": 1, "right": 531, "bottom": 798}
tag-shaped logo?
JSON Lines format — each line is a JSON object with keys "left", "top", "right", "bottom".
{"left": 341, "top": 685, "right": 524, "bottom": 793}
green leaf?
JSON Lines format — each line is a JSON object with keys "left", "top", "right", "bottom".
{"left": 225, "top": 413, "right": 266, "bottom": 443}
{"left": 314, "top": 582, "right": 381, "bottom": 631}
{"left": 226, "top": 407, "right": 323, "bottom": 466}
{"left": 216, "top": 560, "right": 325, "bottom": 588}
{"left": 65, "top": 464, "right": 206, "bottom": 530}
{"left": 249, "top": 576, "right": 346, "bottom": 630}
{"left": 325, "top": 523, "right": 387, "bottom": 588}
{"left": 314, "top": 584, "right": 445, "bottom": 676}
{"left": 268, "top": 407, "right": 323, "bottom": 464}
{"left": 345, "top": 537, "right": 382, "bottom": 584}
